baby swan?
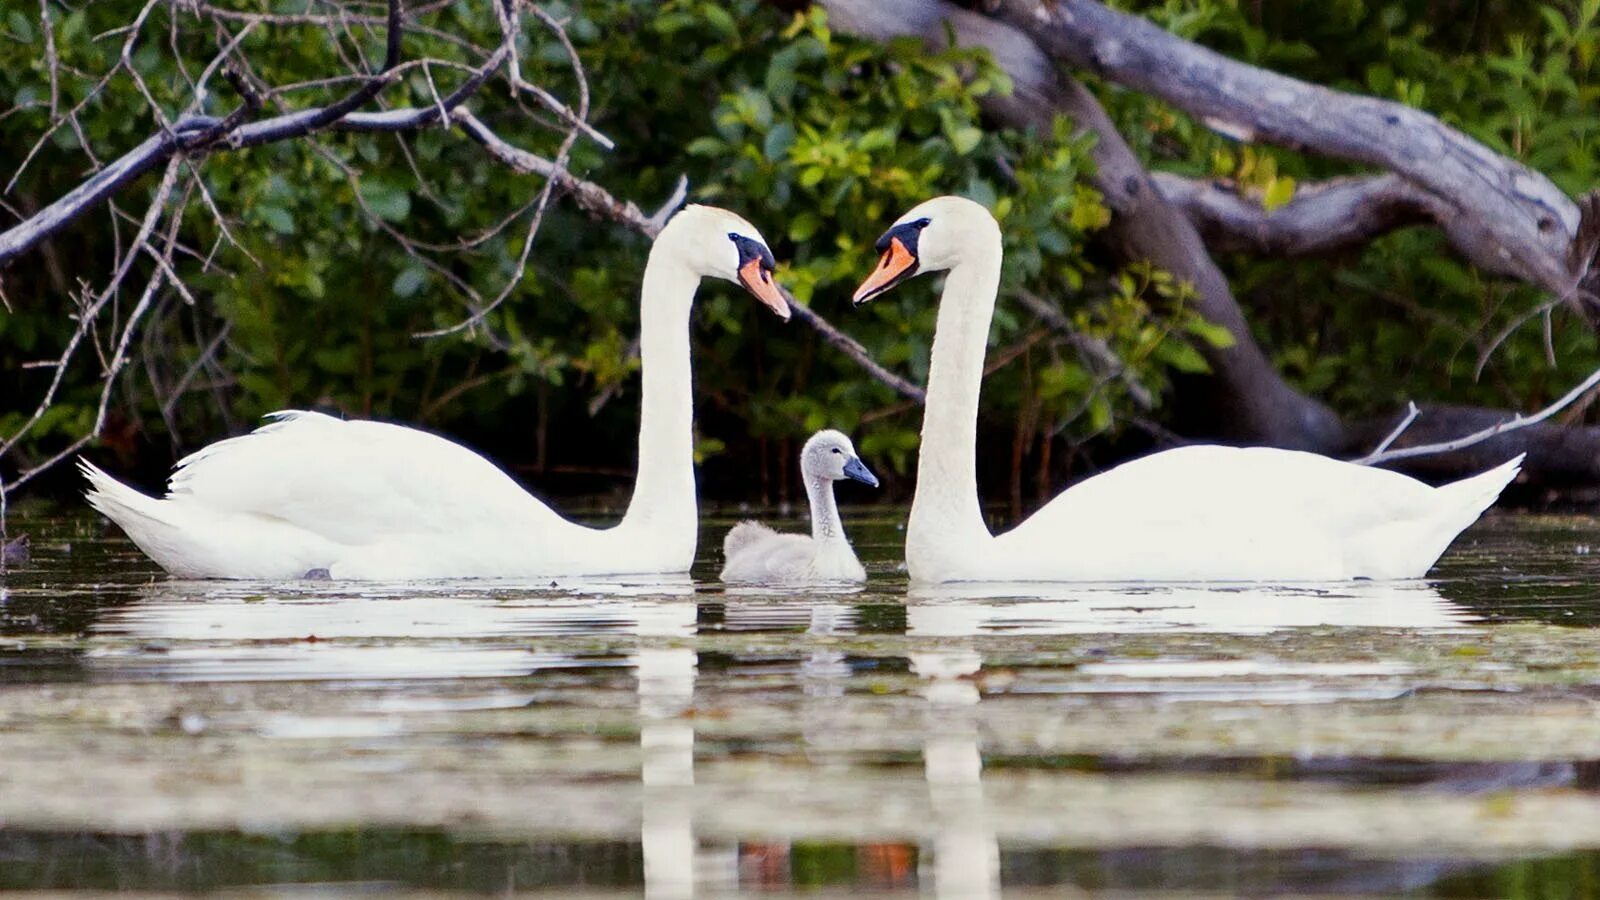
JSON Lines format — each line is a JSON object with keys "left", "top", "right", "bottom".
{"left": 721, "top": 430, "right": 878, "bottom": 584}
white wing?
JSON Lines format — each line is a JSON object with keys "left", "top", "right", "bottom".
{"left": 167, "top": 410, "right": 569, "bottom": 544}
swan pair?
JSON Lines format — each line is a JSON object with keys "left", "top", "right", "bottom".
{"left": 84, "top": 198, "right": 1519, "bottom": 583}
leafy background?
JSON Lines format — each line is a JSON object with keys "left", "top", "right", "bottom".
{"left": 1, "top": 0, "right": 1597, "bottom": 512}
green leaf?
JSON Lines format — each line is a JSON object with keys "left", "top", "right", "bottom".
{"left": 948, "top": 126, "right": 983, "bottom": 155}
{"left": 1262, "top": 176, "right": 1295, "bottom": 212}
{"left": 701, "top": 4, "right": 736, "bottom": 38}
{"left": 765, "top": 51, "right": 799, "bottom": 104}
{"left": 685, "top": 136, "right": 726, "bottom": 156}
{"left": 763, "top": 121, "right": 796, "bottom": 161}
{"left": 788, "top": 211, "right": 821, "bottom": 242}
{"left": 7, "top": 10, "right": 35, "bottom": 43}
{"left": 1158, "top": 339, "right": 1212, "bottom": 374}
{"left": 359, "top": 179, "right": 412, "bottom": 222}
{"left": 1183, "top": 318, "right": 1236, "bottom": 349}
{"left": 393, "top": 265, "right": 428, "bottom": 298}
{"left": 256, "top": 206, "right": 295, "bottom": 235}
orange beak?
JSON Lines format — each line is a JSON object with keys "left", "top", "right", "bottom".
{"left": 738, "top": 257, "right": 790, "bottom": 321}
{"left": 852, "top": 237, "right": 918, "bottom": 304}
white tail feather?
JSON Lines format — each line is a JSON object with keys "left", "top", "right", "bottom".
{"left": 80, "top": 458, "right": 170, "bottom": 529}
{"left": 1435, "top": 453, "right": 1524, "bottom": 526}
{"left": 1369, "top": 453, "right": 1524, "bottom": 579}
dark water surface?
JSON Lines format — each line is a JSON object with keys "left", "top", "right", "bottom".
{"left": 4, "top": 508, "right": 1600, "bottom": 897}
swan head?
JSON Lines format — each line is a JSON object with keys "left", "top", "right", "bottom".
{"left": 659, "top": 204, "right": 789, "bottom": 321}
{"left": 851, "top": 195, "right": 999, "bottom": 305}
{"left": 802, "top": 429, "right": 879, "bottom": 488}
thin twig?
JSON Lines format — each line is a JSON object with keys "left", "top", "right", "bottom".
{"left": 0, "top": 158, "right": 182, "bottom": 455}
{"left": 1351, "top": 401, "right": 1419, "bottom": 464}
{"left": 1013, "top": 289, "right": 1155, "bottom": 410}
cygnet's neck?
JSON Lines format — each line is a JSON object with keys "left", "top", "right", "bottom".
{"left": 617, "top": 243, "right": 699, "bottom": 547}
{"left": 908, "top": 229, "right": 1002, "bottom": 556}
{"left": 805, "top": 474, "right": 848, "bottom": 546}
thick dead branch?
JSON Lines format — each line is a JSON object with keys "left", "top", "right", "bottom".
{"left": 1151, "top": 171, "right": 1576, "bottom": 276}
{"left": 1151, "top": 173, "right": 1443, "bottom": 258}
{"left": 989, "top": 0, "right": 1589, "bottom": 301}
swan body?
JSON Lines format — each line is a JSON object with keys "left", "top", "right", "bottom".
{"left": 720, "top": 430, "right": 878, "bottom": 584}
{"left": 852, "top": 196, "right": 1521, "bottom": 583}
{"left": 84, "top": 205, "right": 790, "bottom": 580}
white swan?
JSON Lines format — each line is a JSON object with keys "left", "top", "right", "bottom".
{"left": 851, "top": 196, "right": 1522, "bottom": 583}
{"left": 82, "top": 205, "right": 790, "bottom": 580}
{"left": 719, "top": 429, "right": 879, "bottom": 584}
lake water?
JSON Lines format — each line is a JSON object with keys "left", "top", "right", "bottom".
{"left": 4, "top": 508, "right": 1600, "bottom": 897}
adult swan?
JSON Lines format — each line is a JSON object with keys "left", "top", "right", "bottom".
{"left": 852, "top": 196, "right": 1521, "bottom": 583}
{"left": 83, "top": 205, "right": 790, "bottom": 580}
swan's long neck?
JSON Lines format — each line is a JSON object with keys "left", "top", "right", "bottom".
{"left": 617, "top": 251, "right": 699, "bottom": 549}
{"left": 908, "top": 232, "right": 1002, "bottom": 557}
{"left": 806, "top": 475, "right": 846, "bottom": 546}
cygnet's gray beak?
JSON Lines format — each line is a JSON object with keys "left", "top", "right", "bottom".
{"left": 842, "top": 456, "right": 879, "bottom": 488}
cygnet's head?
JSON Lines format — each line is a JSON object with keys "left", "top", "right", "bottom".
{"left": 801, "top": 429, "right": 879, "bottom": 488}
{"left": 851, "top": 195, "right": 1000, "bottom": 305}
{"left": 658, "top": 204, "right": 789, "bottom": 320}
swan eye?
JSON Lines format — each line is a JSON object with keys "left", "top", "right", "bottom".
{"left": 831, "top": 448, "right": 841, "bottom": 454}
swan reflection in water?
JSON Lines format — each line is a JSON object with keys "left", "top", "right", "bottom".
{"left": 80, "top": 576, "right": 1474, "bottom": 895}
{"left": 906, "top": 579, "right": 1472, "bottom": 634}
{"left": 86, "top": 575, "right": 696, "bottom": 682}
{"left": 87, "top": 577, "right": 720, "bottom": 897}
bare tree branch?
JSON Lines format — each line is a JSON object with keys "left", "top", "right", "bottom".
{"left": 1350, "top": 401, "right": 1419, "bottom": 464}
{"left": 1150, "top": 173, "right": 1441, "bottom": 258}
{"left": 1358, "top": 368, "right": 1600, "bottom": 466}
{"left": 0, "top": 39, "right": 509, "bottom": 267}
{"left": 497, "top": 0, "right": 615, "bottom": 150}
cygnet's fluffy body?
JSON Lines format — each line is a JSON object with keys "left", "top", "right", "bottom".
{"left": 720, "top": 430, "right": 878, "bottom": 584}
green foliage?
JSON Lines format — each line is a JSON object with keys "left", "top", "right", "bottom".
{"left": 5, "top": 0, "right": 1598, "bottom": 498}
{"left": 0, "top": 0, "right": 1200, "bottom": 496}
